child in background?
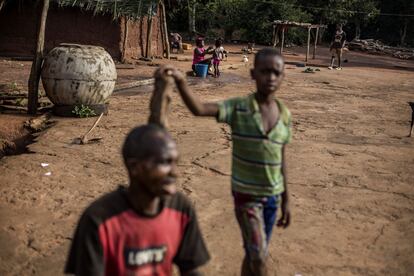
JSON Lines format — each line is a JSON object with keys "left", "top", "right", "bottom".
{"left": 212, "top": 38, "right": 227, "bottom": 78}
{"left": 328, "top": 24, "right": 347, "bottom": 70}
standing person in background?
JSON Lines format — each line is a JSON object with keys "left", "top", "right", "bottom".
{"left": 328, "top": 24, "right": 347, "bottom": 70}
{"left": 212, "top": 38, "right": 228, "bottom": 78}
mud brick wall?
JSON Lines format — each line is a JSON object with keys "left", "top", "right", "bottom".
{"left": 0, "top": 2, "right": 163, "bottom": 60}
{"left": 120, "top": 9, "right": 164, "bottom": 60}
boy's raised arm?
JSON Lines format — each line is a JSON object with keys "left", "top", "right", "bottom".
{"left": 156, "top": 66, "right": 219, "bottom": 117}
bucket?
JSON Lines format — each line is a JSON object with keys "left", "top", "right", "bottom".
{"left": 195, "top": 64, "right": 208, "bottom": 78}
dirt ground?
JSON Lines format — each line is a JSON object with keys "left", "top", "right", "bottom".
{"left": 0, "top": 45, "right": 413, "bottom": 276}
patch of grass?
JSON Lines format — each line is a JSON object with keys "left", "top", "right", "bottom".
{"left": 9, "top": 82, "right": 19, "bottom": 91}
{"left": 72, "top": 105, "right": 96, "bottom": 118}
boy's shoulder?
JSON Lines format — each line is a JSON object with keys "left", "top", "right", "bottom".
{"left": 165, "top": 191, "right": 194, "bottom": 215}
{"left": 225, "top": 93, "right": 253, "bottom": 103}
{"left": 82, "top": 186, "right": 130, "bottom": 224}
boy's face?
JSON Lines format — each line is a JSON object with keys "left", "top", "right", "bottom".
{"left": 129, "top": 136, "right": 178, "bottom": 197}
{"left": 251, "top": 55, "right": 284, "bottom": 96}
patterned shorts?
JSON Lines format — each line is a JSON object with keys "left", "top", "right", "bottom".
{"left": 233, "top": 191, "right": 279, "bottom": 261}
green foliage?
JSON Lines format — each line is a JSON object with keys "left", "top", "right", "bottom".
{"left": 72, "top": 105, "right": 96, "bottom": 118}
{"left": 9, "top": 82, "right": 19, "bottom": 91}
{"left": 167, "top": 0, "right": 413, "bottom": 46}
{"left": 188, "top": 0, "right": 311, "bottom": 44}
{"left": 371, "top": 0, "right": 414, "bottom": 46}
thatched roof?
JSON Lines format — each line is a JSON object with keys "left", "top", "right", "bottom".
{"left": 56, "top": 0, "right": 157, "bottom": 19}
{"left": 0, "top": 0, "right": 158, "bottom": 19}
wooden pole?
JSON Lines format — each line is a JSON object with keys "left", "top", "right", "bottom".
{"left": 145, "top": 6, "right": 154, "bottom": 58}
{"left": 121, "top": 17, "right": 129, "bottom": 63}
{"left": 272, "top": 25, "right": 276, "bottom": 47}
{"left": 280, "top": 26, "right": 285, "bottom": 54}
{"left": 28, "top": 0, "right": 49, "bottom": 115}
{"left": 159, "top": 0, "right": 170, "bottom": 59}
{"left": 305, "top": 27, "right": 311, "bottom": 63}
{"left": 313, "top": 27, "right": 319, "bottom": 59}
{"left": 159, "top": 1, "right": 166, "bottom": 57}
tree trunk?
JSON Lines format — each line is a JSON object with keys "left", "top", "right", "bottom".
{"left": 28, "top": 0, "right": 49, "bottom": 115}
{"left": 318, "top": 19, "right": 324, "bottom": 44}
{"left": 355, "top": 20, "right": 361, "bottom": 40}
{"left": 159, "top": 0, "right": 170, "bottom": 59}
{"left": 145, "top": 5, "right": 154, "bottom": 58}
{"left": 224, "top": 29, "right": 233, "bottom": 42}
{"left": 121, "top": 18, "right": 129, "bottom": 63}
{"left": 188, "top": 0, "right": 196, "bottom": 39}
{"left": 280, "top": 27, "right": 285, "bottom": 54}
{"left": 400, "top": 19, "right": 408, "bottom": 46}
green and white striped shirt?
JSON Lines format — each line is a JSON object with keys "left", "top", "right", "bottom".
{"left": 217, "top": 94, "right": 292, "bottom": 196}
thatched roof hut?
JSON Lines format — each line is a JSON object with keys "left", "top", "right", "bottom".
{"left": 0, "top": 0, "right": 166, "bottom": 60}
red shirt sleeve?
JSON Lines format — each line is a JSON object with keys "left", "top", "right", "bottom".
{"left": 173, "top": 205, "right": 210, "bottom": 273}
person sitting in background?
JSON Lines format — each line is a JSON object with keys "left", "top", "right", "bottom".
{"left": 192, "top": 37, "right": 214, "bottom": 75}
{"left": 170, "top": 32, "right": 183, "bottom": 53}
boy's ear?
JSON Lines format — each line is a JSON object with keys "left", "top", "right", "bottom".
{"left": 126, "top": 159, "right": 143, "bottom": 177}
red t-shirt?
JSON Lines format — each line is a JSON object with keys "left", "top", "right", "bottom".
{"left": 65, "top": 187, "right": 209, "bottom": 276}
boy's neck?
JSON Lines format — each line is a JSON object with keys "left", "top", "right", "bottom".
{"left": 255, "top": 91, "right": 275, "bottom": 104}
{"left": 127, "top": 184, "right": 160, "bottom": 216}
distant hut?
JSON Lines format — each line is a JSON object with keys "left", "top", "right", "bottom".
{"left": 0, "top": 0, "right": 169, "bottom": 60}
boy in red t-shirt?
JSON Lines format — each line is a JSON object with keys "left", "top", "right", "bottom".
{"left": 65, "top": 125, "right": 210, "bottom": 276}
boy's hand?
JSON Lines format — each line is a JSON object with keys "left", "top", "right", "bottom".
{"left": 155, "top": 65, "right": 186, "bottom": 85}
{"left": 277, "top": 191, "right": 291, "bottom": 228}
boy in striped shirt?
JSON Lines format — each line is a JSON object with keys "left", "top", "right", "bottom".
{"left": 159, "top": 48, "right": 291, "bottom": 276}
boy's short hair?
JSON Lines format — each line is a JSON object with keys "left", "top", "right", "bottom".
{"left": 122, "top": 124, "right": 169, "bottom": 165}
{"left": 254, "top": 48, "right": 284, "bottom": 67}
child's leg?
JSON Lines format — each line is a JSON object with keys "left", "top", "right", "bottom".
{"left": 214, "top": 64, "right": 218, "bottom": 77}
{"left": 329, "top": 49, "right": 335, "bottom": 69}
{"left": 410, "top": 112, "right": 414, "bottom": 137}
{"left": 337, "top": 49, "right": 342, "bottom": 68}
{"left": 263, "top": 195, "right": 279, "bottom": 243}
{"left": 234, "top": 192, "right": 274, "bottom": 276}
{"left": 409, "top": 103, "right": 414, "bottom": 137}
{"left": 217, "top": 64, "right": 220, "bottom": 77}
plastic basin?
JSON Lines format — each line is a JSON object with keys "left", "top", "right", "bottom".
{"left": 195, "top": 64, "right": 208, "bottom": 78}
